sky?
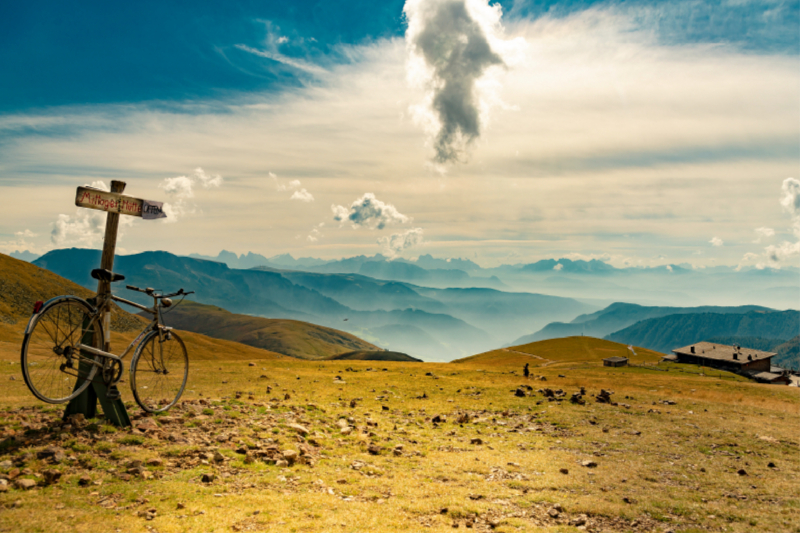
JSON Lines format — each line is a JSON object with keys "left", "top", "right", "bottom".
{"left": 0, "top": 0, "right": 798, "bottom": 269}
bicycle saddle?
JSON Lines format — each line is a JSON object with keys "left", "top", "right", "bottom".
{"left": 91, "top": 268, "right": 126, "bottom": 282}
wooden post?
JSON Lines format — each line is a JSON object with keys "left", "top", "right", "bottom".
{"left": 97, "top": 180, "right": 126, "bottom": 352}
{"left": 64, "top": 180, "right": 132, "bottom": 427}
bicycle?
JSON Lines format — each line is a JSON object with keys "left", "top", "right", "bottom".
{"left": 20, "top": 268, "right": 194, "bottom": 413}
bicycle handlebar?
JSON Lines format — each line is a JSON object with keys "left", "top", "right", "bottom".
{"left": 126, "top": 285, "right": 194, "bottom": 299}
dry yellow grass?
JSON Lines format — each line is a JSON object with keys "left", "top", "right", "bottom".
{"left": 1, "top": 349, "right": 798, "bottom": 533}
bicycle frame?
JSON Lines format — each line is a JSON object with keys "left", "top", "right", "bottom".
{"left": 73, "top": 292, "right": 169, "bottom": 370}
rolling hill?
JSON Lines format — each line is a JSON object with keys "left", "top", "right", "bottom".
{"left": 605, "top": 310, "right": 800, "bottom": 355}
{"left": 323, "top": 350, "right": 422, "bottom": 362}
{"left": 453, "top": 336, "right": 664, "bottom": 367}
{"left": 0, "top": 253, "right": 286, "bottom": 362}
{"left": 160, "top": 301, "right": 379, "bottom": 359}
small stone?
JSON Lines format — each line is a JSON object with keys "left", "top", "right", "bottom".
{"left": 581, "top": 460, "right": 597, "bottom": 468}
{"left": 767, "top": 462, "right": 776, "bottom": 468}
{"left": 201, "top": 473, "right": 215, "bottom": 483}
{"left": 282, "top": 450, "right": 298, "bottom": 465}
{"left": 78, "top": 475, "right": 92, "bottom": 486}
{"left": 622, "top": 497, "right": 636, "bottom": 504}
{"left": 367, "top": 444, "right": 382, "bottom": 456}
{"left": 248, "top": 362, "right": 256, "bottom": 367}
{"left": 737, "top": 469, "right": 747, "bottom": 476}
{"left": 15, "top": 479, "right": 36, "bottom": 490}
{"left": 559, "top": 468, "right": 569, "bottom": 474}
{"left": 288, "top": 424, "right": 309, "bottom": 436}
{"left": 42, "top": 470, "right": 62, "bottom": 485}
{"left": 275, "top": 459, "right": 289, "bottom": 468}
{"left": 548, "top": 508, "right": 559, "bottom": 518}
{"left": 146, "top": 458, "right": 163, "bottom": 467}
{"left": 470, "top": 438, "right": 483, "bottom": 445}
{"left": 177, "top": 502, "right": 186, "bottom": 509}
{"left": 340, "top": 427, "right": 352, "bottom": 435}
{"left": 213, "top": 451, "right": 225, "bottom": 463}
{"left": 514, "top": 388, "right": 526, "bottom": 397}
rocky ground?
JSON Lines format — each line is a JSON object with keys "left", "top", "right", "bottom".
{"left": 1, "top": 360, "right": 798, "bottom": 533}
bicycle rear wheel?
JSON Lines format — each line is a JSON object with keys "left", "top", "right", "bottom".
{"left": 20, "top": 298, "right": 102, "bottom": 403}
{"left": 130, "top": 330, "right": 188, "bottom": 413}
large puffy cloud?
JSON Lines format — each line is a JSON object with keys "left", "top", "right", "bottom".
{"left": 379, "top": 227, "right": 424, "bottom": 258}
{"left": 332, "top": 193, "right": 410, "bottom": 230}
{"left": 405, "top": 0, "right": 520, "bottom": 165}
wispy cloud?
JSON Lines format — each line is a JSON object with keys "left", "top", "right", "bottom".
{"left": 379, "top": 227, "right": 424, "bottom": 258}
{"left": 235, "top": 44, "right": 327, "bottom": 76}
{"left": 709, "top": 236, "right": 724, "bottom": 247}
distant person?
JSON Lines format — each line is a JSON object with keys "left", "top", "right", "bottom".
{"left": 523, "top": 363, "right": 530, "bottom": 378}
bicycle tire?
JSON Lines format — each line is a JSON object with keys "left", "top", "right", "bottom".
{"left": 20, "top": 297, "right": 102, "bottom": 404}
{"left": 130, "top": 329, "right": 188, "bottom": 413}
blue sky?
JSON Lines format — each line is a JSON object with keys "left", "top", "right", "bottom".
{"left": 2, "top": 0, "right": 795, "bottom": 112}
{"left": 0, "top": 0, "right": 798, "bottom": 269}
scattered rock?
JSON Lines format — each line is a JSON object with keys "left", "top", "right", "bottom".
{"left": 514, "top": 388, "right": 527, "bottom": 397}
{"left": 768, "top": 462, "right": 776, "bottom": 468}
{"left": 581, "top": 460, "right": 598, "bottom": 468}
{"left": 15, "top": 479, "right": 36, "bottom": 491}
{"left": 289, "top": 424, "right": 309, "bottom": 436}
{"left": 737, "top": 469, "right": 747, "bottom": 476}
{"left": 559, "top": 468, "right": 569, "bottom": 474}
{"left": 548, "top": 508, "right": 560, "bottom": 518}
{"left": 201, "top": 473, "right": 215, "bottom": 483}
{"left": 367, "top": 444, "right": 382, "bottom": 456}
{"left": 78, "top": 475, "right": 92, "bottom": 486}
{"left": 213, "top": 451, "right": 225, "bottom": 463}
{"left": 282, "top": 450, "right": 298, "bottom": 465}
{"left": 470, "top": 438, "right": 483, "bottom": 445}
{"left": 248, "top": 362, "right": 256, "bottom": 367}
{"left": 42, "top": 470, "right": 62, "bottom": 485}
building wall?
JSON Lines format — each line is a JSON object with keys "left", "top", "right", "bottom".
{"left": 675, "top": 353, "right": 772, "bottom": 373}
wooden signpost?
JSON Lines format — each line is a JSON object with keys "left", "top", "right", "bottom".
{"left": 64, "top": 180, "right": 166, "bottom": 426}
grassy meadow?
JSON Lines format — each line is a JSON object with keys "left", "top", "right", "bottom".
{"left": 1, "top": 335, "right": 798, "bottom": 533}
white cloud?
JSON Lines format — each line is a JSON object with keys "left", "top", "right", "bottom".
{"left": 159, "top": 168, "right": 223, "bottom": 223}
{"left": 15, "top": 229, "right": 37, "bottom": 238}
{"left": 553, "top": 263, "right": 563, "bottom": 271}
{"left": 379, "top": 227, "right": 424, "bottom": 258}
{"left": 709, "top": 236, "right": 723, "bottom": 247}
{"left": 332, "top": 193, "right": 411, "bottom": 229}
{"left": 291, "top": 188, "right": 314, "bottom": 202}
{"left": 753, "top": 226, "right": 775, "bottom": 243}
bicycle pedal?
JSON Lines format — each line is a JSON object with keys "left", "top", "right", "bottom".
{"left": 106, "top": 387, "right": 121, "bottom": 401}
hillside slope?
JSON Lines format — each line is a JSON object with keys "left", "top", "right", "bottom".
{"left": 454, "top": 336, "right": 664, "bottom": 367}
{"left": 605, "top": 310, "right": 800, "bottom": 354}
{"left": 161, "top": 301, "right": 379, "bottom": 360}
{"left": 0, "top": 253, "right": 286, "bottom": 362}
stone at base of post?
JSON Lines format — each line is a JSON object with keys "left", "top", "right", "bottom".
{"left": 63, "top": 368, "right": 132, "bottom": 427}
{"left": 63, "top": 314, "right": 132, "bottom": 427}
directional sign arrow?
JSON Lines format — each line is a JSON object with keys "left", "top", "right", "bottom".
{"left": 75, "top": 186, "right": 166, "bottom": 219}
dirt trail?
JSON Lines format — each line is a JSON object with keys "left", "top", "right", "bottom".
{"left": 501, "top": 348, "right": 556, "bottom": 365}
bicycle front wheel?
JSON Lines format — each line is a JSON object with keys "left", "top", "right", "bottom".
{"left": 20, "top": 297, "right": 102, "bottom": 403}
{"left": 131, "top": 330, "right": 188, "bottom": 413}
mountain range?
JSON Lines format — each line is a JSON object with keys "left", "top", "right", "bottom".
{"left": 32, "top": 249, "right": 593, "bottom": 361}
